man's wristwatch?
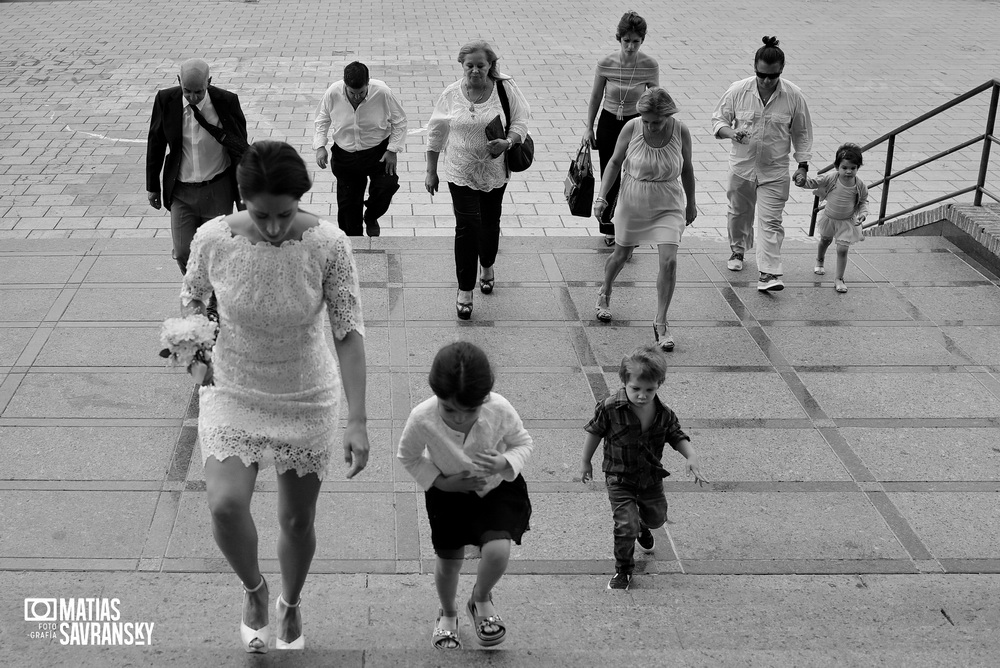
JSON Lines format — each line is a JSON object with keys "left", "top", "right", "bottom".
{"left": 797, "top": 162, "right": 809, "bottom": 171}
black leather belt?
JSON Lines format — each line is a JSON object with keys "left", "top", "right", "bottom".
{"left": 177, "top": 171, "right": 227, "bottom": 187}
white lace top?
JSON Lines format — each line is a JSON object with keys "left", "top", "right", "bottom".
{"left": 426, "top": 78, "right": 531, "bottom": 191}
{"left": 180, "top": 216, "right": 365, "bottom": 479}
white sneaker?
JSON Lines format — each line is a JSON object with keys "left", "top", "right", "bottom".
{"left": 727, "top": 252, "right": 744, "bottom": 271}
{"left": 757, "top": 274, "right": 784, "bottom": 292}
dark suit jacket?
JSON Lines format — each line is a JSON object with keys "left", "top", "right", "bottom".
{"left": 146, "top": 85, "right": 248, "bottom": 210}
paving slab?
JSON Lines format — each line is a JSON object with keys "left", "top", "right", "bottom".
{"left": 0, "top": 426, "right": 176, "bottom": 481}
{"left": 841, "top": 427, "right": 1000, "bottom": 482}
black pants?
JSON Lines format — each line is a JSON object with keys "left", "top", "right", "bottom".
{"left": 449, "top": 182, "right": 507, "bottom": 291}
{"left": 596, "top": 109, "right": 638, "bottom": 235}
{"left": 331, "top": 138, "right": 399, "bottom": 236}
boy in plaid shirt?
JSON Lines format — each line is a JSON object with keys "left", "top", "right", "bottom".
{"left": 581, "top": 345, "right": 709, "bottom": 590}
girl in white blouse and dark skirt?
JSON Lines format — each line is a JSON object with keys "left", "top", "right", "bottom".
{"left": 397, "top": 342, "right": 534, "bottom": 650}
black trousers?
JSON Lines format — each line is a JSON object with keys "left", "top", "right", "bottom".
{"left": 596, "top": 108, "right": 639, "bottom": 235}
{"left": 331, "top": 137, "right": 399, "bottom": 236}
{"left": 448, "top": 182, "right": 507, "bottom": 291}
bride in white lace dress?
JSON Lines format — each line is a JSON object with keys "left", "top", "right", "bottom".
{"left": 180, "top": 141, "right": 369, "bottom": 654}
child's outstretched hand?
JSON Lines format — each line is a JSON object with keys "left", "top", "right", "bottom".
{"left": 580, "top": 462, "right": 593, "bottom": 484}
{"left": 687, "top": 457, "right": 710, "bottom": 487}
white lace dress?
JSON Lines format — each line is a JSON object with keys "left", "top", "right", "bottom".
{"left": 180, "top": 216, "right": 365, "bottom": 479}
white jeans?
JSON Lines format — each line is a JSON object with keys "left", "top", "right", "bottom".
{"left": 726, "top": 172, "right": 791, "bottom": 276}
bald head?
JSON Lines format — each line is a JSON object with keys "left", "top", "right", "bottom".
{"left": 178, "top": 59, "right": 211, "bottom": 105}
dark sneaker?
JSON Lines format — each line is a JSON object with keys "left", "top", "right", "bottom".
{"left": 727, "top": 252, "right": 744, "bottom": 271}
{"left": 607, "top": 571, "right": 631, "bottom": 590}
{"left": 366, "top": 222, "right": 381, "bottom": 237}
{"left": 637, "top": 528, "right": 655, "bottom": 553}
{"left": 757, "top": 273, "right": 784, "bottom": 292}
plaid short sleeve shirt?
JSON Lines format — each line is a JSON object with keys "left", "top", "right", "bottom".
{"left": 584, "top": 388, "right": 690, "bottom": 488}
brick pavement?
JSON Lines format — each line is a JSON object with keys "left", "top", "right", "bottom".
{"left": 1, "top": 0, "right": 998, "bottom": 241}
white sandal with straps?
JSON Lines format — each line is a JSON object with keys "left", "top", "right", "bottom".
{"left": 275, "top": 593, "right": 305, "bottom": 650}
{"left": 240, "top": 576, "right": 269, "bottom": 654}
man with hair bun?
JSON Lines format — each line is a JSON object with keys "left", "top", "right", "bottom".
{"left": 313, "top": 61, "right": 407, "bottom": 237}
{"left": 711, "top": 36, "right": 813, "bottom": 292}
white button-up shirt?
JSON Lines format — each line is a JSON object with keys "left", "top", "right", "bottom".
{"left": 397, "top": 393, "right": 534, "bottom": 497}
{"left": 312, "top": 79, "right": 407, "bottom": 153}
{"left": 711, "top": 76, "right": 813, "bottom": 182}
{"left": 179, "top": 95, "right": 229, "bottom": 183}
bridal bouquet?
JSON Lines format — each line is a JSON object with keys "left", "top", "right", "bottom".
{"left": 159, "top": 313, "right": 218, "bottom": 385}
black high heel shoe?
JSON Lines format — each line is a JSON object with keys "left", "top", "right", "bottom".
{"left": 479, "top": 268, "right": 495, "bottom": 294}
{"left": 456, "top": 291, "right": 473, "bottom": 320}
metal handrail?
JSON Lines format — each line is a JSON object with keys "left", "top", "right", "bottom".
{"left": 809, "top": 78, "right": 1000, "bottom": 235}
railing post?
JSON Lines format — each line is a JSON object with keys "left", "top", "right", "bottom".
{"left": 809, "top": 196, "right": 819, "bottom": 236}
{"left": 975, "top": 82, "right": 999, "bottom": 207}
{"left": 878, "top": 135, "right": 895, "bottom": 224}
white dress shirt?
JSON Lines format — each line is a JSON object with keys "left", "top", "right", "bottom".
{"left": 312, "top": 79, "right": 407, "bottom": 153}
{"left": 397, "top": 393, "right": 534, "bottom": 497}
{"left": 711, "top": 76, "right": 813, "bottom": 182}
{"left": 179, "top": 94, "right": 229, "bottom": 183}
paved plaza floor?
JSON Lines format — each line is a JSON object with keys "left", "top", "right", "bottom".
{"left": 2, "top": 0, "right": 1000, "bottom": 665}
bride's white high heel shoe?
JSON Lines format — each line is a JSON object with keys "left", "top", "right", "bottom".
{"left": 240, "top": 576, "right": 269, "bottom": 654}
{"left": 275, "top": 594, "right": 305, "bottom": 650}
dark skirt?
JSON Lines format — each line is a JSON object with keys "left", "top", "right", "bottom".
{"left": 425, "top": 475, "right": 532, "bottom": 554}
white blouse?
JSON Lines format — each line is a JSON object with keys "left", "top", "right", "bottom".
{"left": 426, "top": 78, "right": 531, "bottom": 191}
{"left": 397, "top": 393, "right": 534, "bottom": 497}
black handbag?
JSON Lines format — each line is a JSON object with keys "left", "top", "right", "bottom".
{"left": 495, "top": 79, "right": 534, "bottom": 172}
{"left": 190, "top": 103, "right": 250, "bottom": 165}
{"left": 564, "top": 145, "right": 595, "bottom": 217}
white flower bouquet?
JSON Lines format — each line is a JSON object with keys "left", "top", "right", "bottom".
{"left": 159, "top": 314, "right": 218, "bottom": 385}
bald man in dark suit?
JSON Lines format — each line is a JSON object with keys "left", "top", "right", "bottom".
{"left": 147, "top": 59, "right": 248, "bottom": 273}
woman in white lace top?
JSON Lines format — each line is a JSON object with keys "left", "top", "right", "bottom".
{"left": 180, "top": 141, "right": 369, "bottom": 653}
{"left": 425, "top": 40, "right": 530, "bottom": 320}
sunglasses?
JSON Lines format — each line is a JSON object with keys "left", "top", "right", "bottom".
{"left": 755, "top": 70, "right": 781, "bottom": 80}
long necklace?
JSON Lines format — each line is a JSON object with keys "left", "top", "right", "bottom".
{"left": 617, "top": 54, "right": 639, "bottom": 121}
{"left": 464, "top": 81, "right": 490, "bottom": 112}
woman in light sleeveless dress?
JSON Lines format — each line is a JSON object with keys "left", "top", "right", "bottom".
{"left": 593, "top": 87, "right": 698, "bottom": 351}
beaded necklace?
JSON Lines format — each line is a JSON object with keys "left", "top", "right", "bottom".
{"left": 616, "top": 55, "right": 639, "bottom": 121}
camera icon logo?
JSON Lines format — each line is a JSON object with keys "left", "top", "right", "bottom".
{"left": 24, "top": 598, "right": 57, "bottom": 622}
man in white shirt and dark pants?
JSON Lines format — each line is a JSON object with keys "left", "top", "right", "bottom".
{"left": 711, "top": 37, "right": 813, "bottom": 293}
{"left": 313, "top": 62, "right": 407, "bottom": 237}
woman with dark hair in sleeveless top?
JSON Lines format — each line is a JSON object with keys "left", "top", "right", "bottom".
{"left": 581, "top": 11, "right": 659, "bottom": 246}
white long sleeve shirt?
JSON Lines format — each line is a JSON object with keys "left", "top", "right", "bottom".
{"left": 397, "top": 393, "right": 534, "bottom": 497}
{"left": 426, "top": 78, "right": 530, "bottom": 191}
{"left": 711, "top": 76, "right": 813, "bottom": 182}
{"left": 312, "top": 79, "right": 407, "bottom": 153}
{"left": 180, "top": 95, "right": 229, "bottom": 182}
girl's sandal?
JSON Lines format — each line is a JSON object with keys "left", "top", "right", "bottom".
{"left": 432, "top": 610, "right": 461, "bottom": 650}
{"left": 595, "top": 292, "right": 612, "bottom": 323}
{"left": 814, "top": 265, "right": 826, "bottom": 275}
{"left": 835, "top": 279, "right": 848, "bottom": 293}
{"left": 466, "top": 594, "right": 506, "bottom": 647}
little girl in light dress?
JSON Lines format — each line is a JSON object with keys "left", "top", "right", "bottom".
{"left": 798, "top": 142, "right": 869, "bottom": 293}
